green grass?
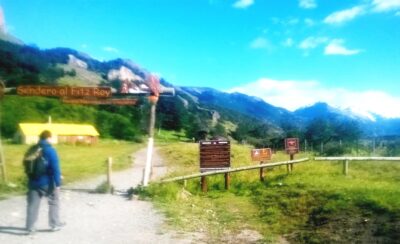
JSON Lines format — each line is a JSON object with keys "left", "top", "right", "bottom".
{"left": 145, "top": 142, "right": 400, "bottom": 243}
{"left": 0, "top": 139, "right": 143, "bottom": 198}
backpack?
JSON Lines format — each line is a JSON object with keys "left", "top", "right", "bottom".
{"left": 23, "top": 145, "right": 49, "bottom": 180}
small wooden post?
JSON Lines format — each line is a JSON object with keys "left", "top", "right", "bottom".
{"left": 0, "top": 161, "right": 6, "bottom": 183}
{"left": 183, "top": 180, "right": 187, "bottom": 188}
{"left": 259, "top": 161, "right": 264, "bottom": 181}
{"left": 224, "top": 173, "right": 230, "bottom": 190}
{"left": 0, "top": 122, "right": 7, "bottom": 183}
{"left": 343, "top": 160, "right": 349, "bottom": 175}
{"left": 107, "top": 157, "right": 112, "bottom": 190}
{"left": 201, "top": 176, "right": 207, "bottom": 192}
{"left": 290, "top": 154, "right": 294, "bottom": 172}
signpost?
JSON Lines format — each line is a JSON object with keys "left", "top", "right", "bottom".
{"left": 285, "top": 138, "right": 300, "bottom": 173}
{"left": 251, "top": 148, "right": 272, "bottom": 181}
{"left": 3, "top": 76, "right": 175, "bottom": 187}
{"left": 199, "top": 140, "right": 231, "bottom": 192}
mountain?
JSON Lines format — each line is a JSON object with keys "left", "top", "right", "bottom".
{"left": 178, "top": 86, "right": 400, "bottom": 138}
{"left": 1, "top": 31, "right": 400, "bottom": 143}
{"left": 294, "top": 102, "right": 346, "bottom": 122}
{"left": 180, "top": 87, "right": 296, "bottom": 126}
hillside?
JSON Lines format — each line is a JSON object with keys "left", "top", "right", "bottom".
{"left": 1, "top": 34, "right": 400, "bottom": 155}
{"left": 147, "top": 141, "right": 400, "bottom": 243}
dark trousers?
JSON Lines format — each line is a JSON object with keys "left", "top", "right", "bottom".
{"left": 26, "top": 186, "right": 60, "bottom": 230}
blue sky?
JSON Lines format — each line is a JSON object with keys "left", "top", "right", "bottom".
{"left": 1, "top": 0, "right": 400, "bottom": 118}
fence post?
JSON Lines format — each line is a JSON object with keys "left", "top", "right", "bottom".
{"left": 0, "top": 138, "right": 7, "bottom": 183}
{"left": 343, "top": 160, "right": 349, "bottom": 175}
{"left": 201, "top": 176, "right": 207, "bottom": 192}
{"left": 107, "top": 157, "right": 113, "bottom": 191}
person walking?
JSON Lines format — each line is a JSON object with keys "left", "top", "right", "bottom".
{"left": 25, "top": 130, "right": 64, "bottom": 234}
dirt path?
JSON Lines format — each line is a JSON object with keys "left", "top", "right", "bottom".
{"left": 0, "top": 147, "right": 200, "bottom": 244}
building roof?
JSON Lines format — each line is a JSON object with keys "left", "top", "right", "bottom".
{"left": 19, "top": 123, "right": 100, "bottom": 136}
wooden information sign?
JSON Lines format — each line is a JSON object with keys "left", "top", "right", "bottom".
{"left": 199, "top": 140, "right": 230, "bottom": 171}
{"left": 285, "top": 138, "right": 300, "bottom": 154}
{"left": 251, "top": 148, "right": 272, "bottom": 161}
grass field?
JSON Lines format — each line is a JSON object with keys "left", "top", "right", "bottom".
{"left": 145, "top": 141, "right": 400, "bottom": 243}
{"left": 0, "top": 139, "right": 143, "bottom": 198}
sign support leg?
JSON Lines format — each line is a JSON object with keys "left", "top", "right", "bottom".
{"left": 201, "top": 176, "right": 207, "bottom": 192}
{"left": 290, "top": 154, "right": 294, "bottom": 172}
{"left": 259, "top": 161, "right": 264, "bottom": 181}
{"left": 224, "top": 173, "right": 230, "bottom": 190}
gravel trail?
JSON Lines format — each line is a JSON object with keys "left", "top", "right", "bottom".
{"left": 0, "top": 147, "right": 198, "bottom": 244}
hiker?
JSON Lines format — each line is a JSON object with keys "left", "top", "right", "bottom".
{"left": 25, "top": 130, "right": 64, "bottom": 234}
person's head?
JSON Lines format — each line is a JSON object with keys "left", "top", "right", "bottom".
{"left": 39, "top": 130, "right": 52, "bottom": 141}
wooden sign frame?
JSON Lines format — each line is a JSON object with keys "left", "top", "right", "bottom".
{"left": 285, "top": 138, "right": 300, "bottom": 154}
{"left": 251, "top": 148, "right": 272, "bottom": 161}
{"left": 199, "top": 140, "right": 230, "bottom": 171}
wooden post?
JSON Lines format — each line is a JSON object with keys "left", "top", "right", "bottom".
{"left": 287, "top": 154, "right": 294, "bottom": 173}
{"left": 0, "top": 107, "right": 7, "bottom": 183}
{"left": 224, "top": 173, "right": 230, "bottom": 190}
{"left": 343, "top": 160, "right": 349, "bottom": 175}
{"left": 259, "top": 161, "right": 264, "bottom": 181}
{"left": 183, "top": 180, "right": 187, "bottom": 188}
{"left": 290, "top": 154, "right": 294, "bottom": 172}
{"left": 107, "top": 157, "right": 112, "bottom": 190}
{"left": 143, "top": 95, "right": 158, "bottom": 186}
{"left": 201, "top": 176, "right": 207, "bottom": 192}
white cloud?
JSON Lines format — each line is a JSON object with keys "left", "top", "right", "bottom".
{"left": 371, "top": 0, "right": 400, "bottom": 12}
{"left": 324, "top": 6, "right": 366, "bottom": 24}
{"left": 271, "top": 17, "right": 300, "bottom": 26}
{"left": 299, "top": 36, "right": 328, "bottom": 49}
{"left": 227, "top": 77, "right": 400, "bottom": 118}
{"left": 324, "top": 39, "right": 361, "bottom": 55}
{"left": 233, "top": 0, "right": 254, "bottom": 9}
{"left": 0, "top": 6, "right": 6, "bottom": 33}
{"left": 299, "top": 0, "right": 317, "bottom": 9}
{"left": 103, "top": 46, "right": 119, "bottom": 53}
{"left": 304, "top": 18, "right": 315, "bottom": 26}
{"left": 250, "top": 37, "right": 272, "bottom": 50}
{"left": 288, "top": 18, "right": 300, "bottom": 25}
{"left": 283, "top": 38, "right": 294, "bottom": 47}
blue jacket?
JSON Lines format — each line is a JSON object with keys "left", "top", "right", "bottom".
{"left": 28, "top": 139, "right": 62, "bottom": 189}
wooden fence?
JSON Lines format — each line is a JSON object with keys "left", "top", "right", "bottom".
{"left": 314, "top": 157, "right": 400, "bottom": 175}
{"left": 161, "top": 158, "right": 310, "bottom": 192}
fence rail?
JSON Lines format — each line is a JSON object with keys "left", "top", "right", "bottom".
{"left": 314, "top": 157, "right": 400, "bottom": 175}
{"left": 161, "top": 158, "right": 310, "bottom": 183}
{"left": 315, "top": 157, "right": 400, "bottom": 161}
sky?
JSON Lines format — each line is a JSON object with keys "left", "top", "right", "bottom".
{"left": 0, "top": 0, "right": 400, "bottom": 118}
